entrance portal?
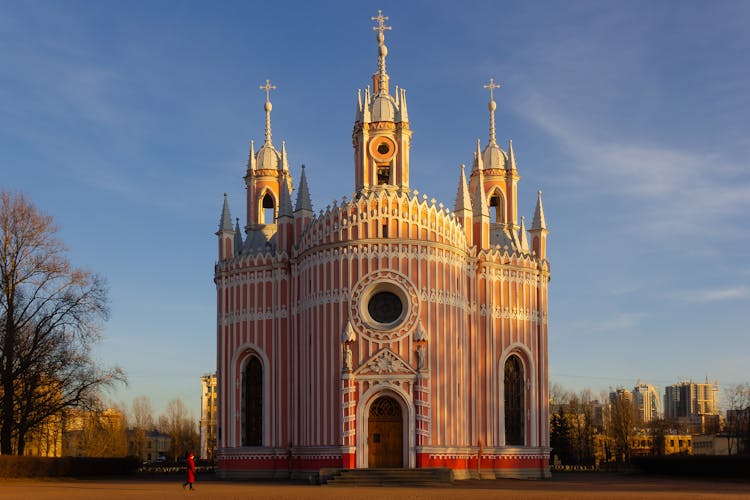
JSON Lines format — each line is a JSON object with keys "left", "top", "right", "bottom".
{"left": 367, "top": 396, "right": 403, "bottom": 468}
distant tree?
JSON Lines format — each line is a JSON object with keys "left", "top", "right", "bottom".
{"left": 607, "top": 391, "right": 638, "bottom": 463}
{"left": 0, "top": 190, "right": 125, "bottom": 454}
{"left": 159, "top": 399, "right": 199, "bottom": 461}
{"left": 646, "top": 417, "right": 675, "bottom": 456}
{"left": 568, "top": 390, "right": 597, "bottom": 465}
{"left": 77, "top": 402, "right": 129, "bottom": 457}
{"left": 724, "top": 383, "right": 750, "bottom": 455}
{"left": 130, "top": 395, "right": 155, "bottom": 458}
{"left": 550, "top": 405, "right": 574, "bottom": 464}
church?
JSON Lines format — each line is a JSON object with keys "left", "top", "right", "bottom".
{"left": 214, "top": 11, "right": 550, "bottom": 480}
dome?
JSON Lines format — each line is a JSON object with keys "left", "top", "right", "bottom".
{"left": 371, "top": 93, "right": 398, "bottom": 122}
{"left": 482, "top": 143, "right": 508, "bottom": 170}
{"left": 256, "top": 144, "right": 281, "bottom": 169}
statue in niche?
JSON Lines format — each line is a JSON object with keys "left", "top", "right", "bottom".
{"left": 343, "top": 344, "right": 353, "bottom": 372}
{"left": 416, "top": 345, "right": 426, "bottom": 371}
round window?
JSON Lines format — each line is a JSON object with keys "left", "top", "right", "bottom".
{"left": 377, "top": 143, "right": 390, "bottom": 155}
{"left": 367, "top": 291, "right": 403, "bottom": 325}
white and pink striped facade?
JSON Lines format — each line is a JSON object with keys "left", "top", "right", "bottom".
{"left": 214, "top": 13, "right": 550, "bottom": 480}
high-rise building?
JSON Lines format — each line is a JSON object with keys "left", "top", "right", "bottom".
{"left": 200, "top": 373, "right": 218, "bottom": 460}
{"left": 633, "top": 382, "right": 661, "bottom": 423}
{"left": 213, "top": 11, "right": 551, "bottom": 480}
{"left": 663, "top": 380, "right": 718, "bottom": 421}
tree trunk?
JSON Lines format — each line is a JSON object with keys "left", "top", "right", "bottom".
{"left": 1, "top": 307, "right": 16, "bottom": 454}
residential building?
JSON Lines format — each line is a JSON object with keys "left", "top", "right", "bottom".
{"left": 633, "top": 382, "right": 661, "bottom": 423}
{"left": 664, "top": 380, "right": 719, "bottom": 433}
{"left": 214, "top": 11, "right": 550, "bottom": 480}
{"left": 200, "top": 373, "right": 218, "bottom": 460}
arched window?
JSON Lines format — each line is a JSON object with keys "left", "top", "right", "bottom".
{"left": 504, "top": 354, "right": 524, "bottom": 446}
{"left": 489, "top": 191, "right": 505, "bottom": 224}
{"left": 242, "top": 356, "right": 262, "bottom": 446}
{"left": 262, "top": 193, "right": 275, "bottom": 224}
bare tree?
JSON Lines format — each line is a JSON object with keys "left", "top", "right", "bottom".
{"left": 724, "top": 383, "right": 750, "bottom": 455}
{"left": 607, "top": 390, "right": 638, "bottom": 463}
{"left": 130, "top": 395, "right": 155, "bottom": 458}
{"left": 77, "top": 402, "right": 129, "bottom": 457}
{"left": 0, "top": 191, "right": 125, "bottom": 454}
{"left": 159, "top": 399, "right": 199, "bottom": 461}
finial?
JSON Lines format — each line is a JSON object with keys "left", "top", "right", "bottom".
{"left": 371, "top": 10, "right": 392, "bottom": 94}
{"left": 483, "top": 78, "right": 501, "bottom": 145}
{"left": 259, "top": 79, "right": 277, "bottom": 145}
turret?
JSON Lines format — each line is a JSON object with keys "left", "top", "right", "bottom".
{"left": 216, "top": 193, "right": 235, "bottom": 261}
{"left": 529, "top": 190, "right": 548, "bottom": 259}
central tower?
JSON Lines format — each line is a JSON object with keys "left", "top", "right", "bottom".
{"left": 353, "top": 10, "right": 412, "bottom": 194}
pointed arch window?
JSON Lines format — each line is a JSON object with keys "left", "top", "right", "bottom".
{"left": 489, "top": 191, "right": 505, "bottom": 224}
{"left": 504, "top": 354, "right": 524, "bottom": 446}
{"left": 242, "top": 356, "right": 263, "bottom": 446}
{"left": 261, "top": 193, "right": 275, "bottom": 224}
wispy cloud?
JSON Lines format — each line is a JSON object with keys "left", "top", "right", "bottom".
{"left": 674, "top": 286, "right": 749, "bottom": 303}
{"left": 512, "top": 96, "right": 750, "bottom": 241}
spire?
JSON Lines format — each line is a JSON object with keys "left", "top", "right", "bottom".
{"left": 371, "top": 10, "right": 392, "bottom": 95}
{"left": 531, "top": 190, "right": 547, "bottom": 230}
{"left": 259, "top": 79, "right": 277, "bottom": 146}
{"left": 295, "top": 164, "right": 313, "bottom": 213}
{"left": 472, "top": 168, "right": 489, "bottom": 218}
{"left": 278, "top": 176, "right": 294, "bottom": 218}
{"left": 483, "top": 78, "right": 501, "bottom": 146}
{"left": 281, "top": 140, "right": 289, "bottom": 171}
{"left": 454, "top": 164, "right": 472, "bottom": 212}
{"left": 519, "top": 216, "right": 529, "bottom": 252}
{"left": 355, "top": 88, "right": 363, "bottom": 122}
{"left": 508, "top": 139, "right": 517, "bottom": 171}
{"left": 234, "top": 217, "right": 244, "bottom": 255}
{"left": 472, "top": 139, "right": 484, "bottom": 171}
{"left": 219, "top": 193, "right": 233, "bottom": 231}
{"left": 246, "top": 140, "right": 256, "bottom": 171}
{"left": 399, "top": 87, "right": 409, "bottom": 122}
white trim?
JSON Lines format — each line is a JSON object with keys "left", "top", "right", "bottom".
{"left": 356, "top": 384, "right": 416, "bottom": 469}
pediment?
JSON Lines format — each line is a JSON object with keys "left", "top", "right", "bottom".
{"left": 354, "top": 348, "right": 416, "bottom": 376}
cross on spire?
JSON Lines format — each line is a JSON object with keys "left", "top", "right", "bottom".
{"left": 259, "top": 79, "right": 277, "bottom": 103}
{"left": 483, "top": 78, "right": 501, "bottom": 102}
{"left": 371, "top": 10, "right": 391, "bottom": 35}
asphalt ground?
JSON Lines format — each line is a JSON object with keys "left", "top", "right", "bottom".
{"left": 0, "top": 473, "right": 748, "bottom": 499}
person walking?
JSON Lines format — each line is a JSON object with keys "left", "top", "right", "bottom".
{"left": 182, "top": 452, "right": 196, "bottom": 490}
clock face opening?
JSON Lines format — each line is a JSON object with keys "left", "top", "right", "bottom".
{"left": 367, "top": 291, "right": 403, "bottom": 324}
{"left": 377, "top": 143, "right": 390, "bottom": 155}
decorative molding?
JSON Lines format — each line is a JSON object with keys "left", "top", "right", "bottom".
{"left": 341, "top": 321, "right": 356, "bottom": 343}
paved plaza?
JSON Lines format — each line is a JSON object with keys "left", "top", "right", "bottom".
{"left": 0, "top": 473, "right": 748, "bottom": 500}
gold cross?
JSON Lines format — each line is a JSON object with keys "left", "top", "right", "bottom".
{"left": 372, "top": 10, "right": 391, "bottom": 34}
{"left": 483, "top": 78, "right": 501, "bottom": 101}
{"left": 259, "top": 79, "right": 277, "bottom": 102}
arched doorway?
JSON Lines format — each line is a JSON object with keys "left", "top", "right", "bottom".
{"left": 367, "top": 396, "right": 403, "bottom": 468}
{"left": 504, "top": 354, "right": 525, "bottom": 446}
{"left": 242, "top": 356, "right": 262, "bottom": 446}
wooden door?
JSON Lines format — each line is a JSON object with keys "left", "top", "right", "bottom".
{"left": 367, "top": 396, "right": 403, "bottom": 468}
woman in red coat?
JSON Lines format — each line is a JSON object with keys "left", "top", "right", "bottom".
{"left": 183, "top": 452, "right": 196, "bottom": 490}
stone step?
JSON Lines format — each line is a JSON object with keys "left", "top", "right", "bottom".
{"left": 321, "top": 467, "right": 453, "bottom": 486}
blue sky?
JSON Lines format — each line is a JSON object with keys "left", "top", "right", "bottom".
{"left": 2, "top": 1, "right": 748, "bottom": 419}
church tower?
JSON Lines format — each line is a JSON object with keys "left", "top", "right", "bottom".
{"left": 352, "top": 10, "right": 412, "bottom": 194}
{"left": 243, "top": 79, "right": 294, "bottom": 244}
